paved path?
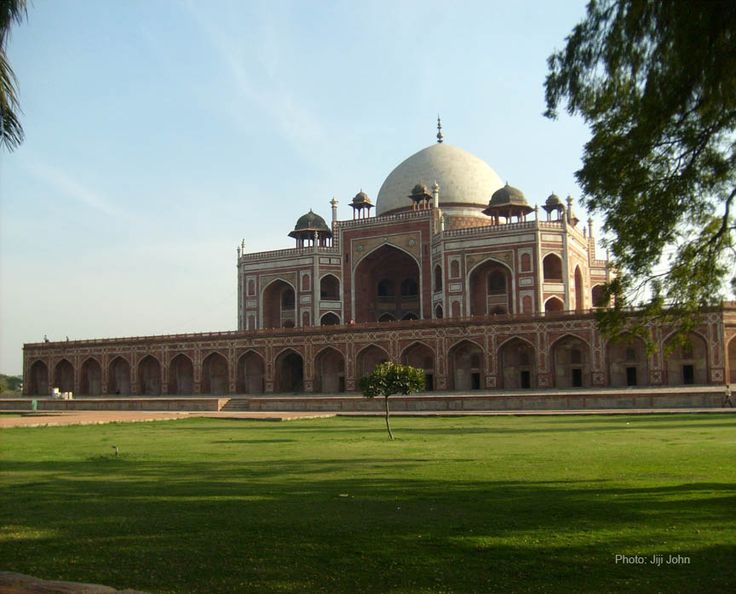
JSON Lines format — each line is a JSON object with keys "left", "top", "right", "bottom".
{"left": 2, "top": 408, "right": 735, "bottom": 428}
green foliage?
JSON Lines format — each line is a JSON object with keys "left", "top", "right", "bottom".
{"left": 0, "top": 373, "right": 22, "bottom": 393}
{"left": 358, "top": 361, "right": 425, "bottom": 399}
{"left": 0, "top": 0, "right": 27, "bottom": 151}
{"left": 1, "top": 416, "right": 736, "bottom": 593}
{"left": 359, "top": 361, "right": 425, "bottom": 439}
{"left": 546, "top": 0, "right": 736, "bottom": 340}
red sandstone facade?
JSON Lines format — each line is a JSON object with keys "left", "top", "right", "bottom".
{"left": 22, "top": 139, "right": 736, "bottom": 396}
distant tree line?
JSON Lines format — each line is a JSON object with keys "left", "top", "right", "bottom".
{"left": 0, "top": 374, "right": 23, "bottom": 393}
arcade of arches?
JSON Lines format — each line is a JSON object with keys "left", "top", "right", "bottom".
{"left": 24, "top": 320, "right": 730, "bottom": 395}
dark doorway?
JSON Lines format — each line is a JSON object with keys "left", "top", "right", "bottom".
{"left": 425, "top": 374, "right": 434, "bottom": 391}
{"left": 520, "top": 370, "right": 531, "bottom": 389}
{"left": 471, "top": 373, "right": 481, "bottom": 390}
{"left": 683, "top": 364, "right": 695, "bottom": 385}
{"left": 626, "top": 366, "right": 637, "bottom": 386}
{"left": 571, "top": 368, "right": 583, "bottom": 387}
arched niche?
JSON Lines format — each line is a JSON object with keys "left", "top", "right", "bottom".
{"left": 449, "top": 340, "right": 483, "bottom": 391}
{"left": 664, "top": 332, "right": 708, "bottom": 385}
{"left": 169, "top": 354, "right": 194, "bottom": 395}
{"left": 262, "top": 279, "right": 296, "bottom": 329}
{"left": 607, "top": 335, "right": 649, "bottom": 387}
{"left": 314, "top": 347, "right": 345, "bottom": 393}
{"left": 356, "top": 345, "right": 389, "bottom": 380}
{"left": 138, "top": 355, "right": 161, "bottom": 396}
{"left": 551, "top": 335, "right": 590, "bottom": 388}
{"left": 80, "top": 358, "right": 102, "bottom": 396}
{"left": 400, "top": 342, "right": 434, "bottom": 391}
{"left": 108, "top": 357, "right": 131, "bottom": 395}
{"left": 320, "top": 274, "right": 340, "bottom": 300}
{"left": 202, "top": 352, "right": 229, "bottom": 395}
{"left": 54, "top": 359, "right": 74, "bottom": 393}
{"left": 274, "top": 349, "right": 303, "bottom": 393}
{"left": 434, "top": 265, "right": 442, "bottom": 291}
{"left": 543, "top": 254, "right": 563, "bottom": 281}
{"left": 469, "top": 260, "right": 512, "bottom": 316}
{"left": 574, "top": 266, "right": 584, "bottom": 312}
{"left": 236, "top": 351, "right": 264, "bottom": 394}
{"left": 498, "top": 338, "right": 535, "bottom": 389}
{"left": 28, "top": 360, "right": 49, "bottom": 396}
{"left": 435, "top": 304, "right": 444, "bottom": 319}
{"left": 545, "top": 296, "right": 564, "bottom": 313}
{"left": 354, "top": 245, "right": 420, "bottom": 322}
{"left": 320, "top": 312, "right": 340, "bottom": 326}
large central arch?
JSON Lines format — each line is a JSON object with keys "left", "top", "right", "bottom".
{"left": 354, "top": 245, "right": 420, "bottom": 323}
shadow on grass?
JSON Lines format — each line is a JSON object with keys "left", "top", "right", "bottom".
{"left": 2, "top": 454, "right": 735, "bottom": 594}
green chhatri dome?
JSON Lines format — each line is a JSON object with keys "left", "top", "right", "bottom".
{"left": 289, "top": 209, "right": 331, "bottom": 239}
{"left": 488, "top": 183, "right": 528, "bottom": 208}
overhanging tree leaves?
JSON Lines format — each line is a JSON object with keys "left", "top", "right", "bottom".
{"left": 359, "top": 362, "right": 425, "bottom": 440}
{"left": 545, "top": 0, "right": 736, "bottom": 341}
{"left": 1, "top": 0, "right": 27, "bottom": 151}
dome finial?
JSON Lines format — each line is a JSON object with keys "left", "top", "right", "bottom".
{"left": 436, "top": 114, "right": 444, "bottom": 144}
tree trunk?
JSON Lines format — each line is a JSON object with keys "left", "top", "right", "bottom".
{"left": 384, "top": 396, "right": 394, "bottom": 440}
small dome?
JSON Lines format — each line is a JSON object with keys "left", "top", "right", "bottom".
{"left": 410, "top": 183, "right": 430, "bottom": 196}
{"left": 352, "top": 191, "right": 372, "bottom": 206}
{"left": 546, "top": 193, "right": 562, "bottom": 206}
{"left": 488, "top": 183, "right": 528, "bottom": 208}
{"left": 289, "top": 209, "right": 331, "bottom": 239}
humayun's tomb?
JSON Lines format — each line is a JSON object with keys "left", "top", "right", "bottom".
{"left": 21, "top": 122, "right": 736, "bottom": 403}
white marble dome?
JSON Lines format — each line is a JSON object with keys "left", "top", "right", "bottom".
{"left": 376, "top": 143, "right": 504, "bottom": 216}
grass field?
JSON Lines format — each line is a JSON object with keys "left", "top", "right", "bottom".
{"left": 1, "top": 414, "right": 735, "bottom": 593}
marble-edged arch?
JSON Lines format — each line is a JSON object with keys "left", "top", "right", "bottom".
{"left": 314, "top": 346, "right": 345, "bottom": 394}
{"left": 28, "top": 359, "right": 49, "bottom": 396}
{"left": 497, "top": 336, "right": 536, "bottom": 389}
{"left": 168, "top": 353, "right": 194, "bottom": 395}
{"left": 448, "top": 338, "right": 484, "bottom": 391}
{"left": 236, "top": 349, "right": 265, "bottom": 394}
{"left": 352, "top": 243, "right": 422, "bottom": 323}
{"left": 108, "top": 355, "right": 131, "bottom": 395}
{"left": 466, "top": 257, "right": 514, "bottom": 316}
{"left": 138, "top": 354, "right": 162, "bottom": 395}
{"left": 319, "top": 273, "right": 341, "bottom": 301}
{"left": 550, "top": 333, "right": 591, "bottom": 388}
{"left": 544, "top": 296, "right": 564, "bottom": 313}
{"left": 261, "top": 277, "right": 297, "bottom": 329}
{"left": 355, "top": 344, "right": 390, "bottom": 380}
{"left": 274, "top": 348, "right": 304, "bottom": 393}
{"left": 320, "top": 312, "right": 340, "bottom": 326}
{"left": 79, "top": 356, "right": 103, "bottom": 396}
{"left": 53, "top": 358, "right": 74, "bottom": 393}
{"left": 400, "top": 340, "right": 435, "bottom": 391}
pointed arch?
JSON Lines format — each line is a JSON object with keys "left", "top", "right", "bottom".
{"left": 551, "top": 334, "right": 590, "bottom": 388}
{"left": 607, "top": 334, "right": 648, "bottom": 387}
{"left": 434, "top": 265, "right": 443, "bottom": 291}
{"left": 320, "top": 312, "right": 340, "bottom": 325}
{"left": 356, "top": 344, "right": 390, "bottom": 379}
{"left": 138, "top": 355, "right": 161, "bottom": 395}
{"left": 574, "top": 266, "right": 584, "bottom": 312}
{"left": 169, "top": 353, "right": 194, "bottom": 395}
{"left": 498, "top": 338, "right": 535, "bottom": 389}
{"left": 468, "top": 258, "right": 513, "bottom": 316}
{"left": 53, "top": 358, "right": 74, "bottom": 393}
{"left": 400, "top": 341, "right": 435, "bottom": 391}
{"left": 544, "top": 296, "right": 564, "bottom": 313}
{"left": 274, "top": 349, "right": 303, "bottom": 393}
{"left": 448, "top": 339, "right": 484, "bottom": 391}
{"left": 354, "top": 244, "right": 421, "bottom": 323}
{"left": 319, "top": 274, "right": 340, "bottom": 300}
{"left": 663, "top": 332, "right": 708, "bottom": 385}
{"left": 543, "top": 253, "right": 563, "bottom": 281}
{"left": 28, "top": 360, "right": 49, "bottom": 396}
{"left": 314, "top": 347, "right": 345, "bottom": 393}
{"left": 591, "top": 284, "right": 606, "bottom": 307}
{"left": 108, "top": 356, "right": 131, "bottom": 395}
{"left": 202, "top": 352, "right": 229, "bottom": 395}
{"left": 236, "top": 350, "right": 264, "bottom": 394}
{"left": 435, "top": 304, "right": 444, "bottom": 319}
{"left": 80, "top": 357, "right": 102, "bottom": 396}
{"left": 262, "top": 278, "right": 296, "bottom": 329}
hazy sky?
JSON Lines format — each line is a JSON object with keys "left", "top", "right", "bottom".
{"left": 0, "top": 0, "right": 592, "bottom": 374}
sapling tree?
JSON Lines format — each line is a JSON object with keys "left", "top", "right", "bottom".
{"left": 359, "top": 361, "right": 425, "bottom": 440}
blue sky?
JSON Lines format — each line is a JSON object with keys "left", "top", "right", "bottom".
{"left": 0, "top": 0, "right": 592, "bottom": 374}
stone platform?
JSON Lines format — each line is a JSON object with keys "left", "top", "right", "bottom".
{"left": 0, "top": 386, "right": 729, "bottom": 414}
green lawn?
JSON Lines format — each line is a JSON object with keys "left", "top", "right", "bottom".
{"left": 1, "top": 414, "right": 735, "bottom": 593}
